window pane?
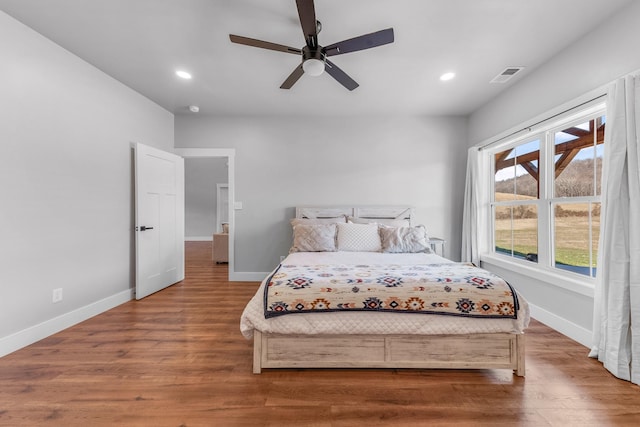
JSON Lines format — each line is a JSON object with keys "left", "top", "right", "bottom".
{"left": 554, "top": 117, "right": 605, "bottom": 197}
{"left": 595, "top": 123, "right": 605, "bottom": 196}
{"left": 495, "top": 206, "right": 513, "bottom": 255}
{"left": 554, "top": 202, "right": 600, "bottom": 277}
{"left": 495, "top": 139, "right": 540, "bottom": 201}
{"left": 495, "top": 204, "right": 538, "bottom": 262}
{"left": 514, "top": 141, "right": 540, "bottom": 198}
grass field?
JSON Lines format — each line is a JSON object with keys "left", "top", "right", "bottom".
{"left": 494, "top": 193, "right": 600, "bottom": 268}
{"left": 495, "top": 217, "right": 599, "bottom": 267}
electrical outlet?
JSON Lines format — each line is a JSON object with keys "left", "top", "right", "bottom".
{"left": 52, "top": 288, "right": 63, "bottom": 303}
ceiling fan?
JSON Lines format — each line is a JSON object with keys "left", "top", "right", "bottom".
{"left": 229, "top": 0, "right": 394, "bottom": 91}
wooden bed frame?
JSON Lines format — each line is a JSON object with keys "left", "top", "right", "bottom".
{"left": 252, "top": 206, "right": 526, "bottom": 376}
{"left": 253, "top": 331, "right": 525, "bottom": 375}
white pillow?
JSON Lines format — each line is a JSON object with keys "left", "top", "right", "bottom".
{"left": 290, "top": 223, "right": 337, "bottom": 253}
{"left": 336, "top": 223, "right": 382, "bottom": 252}
{"left": 379, "top": 225, "right": 432, "bottom": 253}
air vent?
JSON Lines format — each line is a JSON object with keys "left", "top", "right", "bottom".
{"left": 490, "top": 67, "right": 525, "bottom": 84}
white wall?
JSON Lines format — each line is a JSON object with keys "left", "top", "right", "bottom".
{"left": 185, "top": 157, "right": 228, "bottom": 239}
{"left": 469, "top": 1, "right": 640, "bottom": 146}
{"left": 467, "top": 1, "right": 640, "bottom": 346}
{"left": 0, "top": 11, "right": 174, "bottom": 356}
{"left": 176, "top": 115, "right": 468, "bottom": 274}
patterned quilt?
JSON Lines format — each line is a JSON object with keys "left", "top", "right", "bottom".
{"left": 264, "top": 263, "right": 519, "bottom": 319}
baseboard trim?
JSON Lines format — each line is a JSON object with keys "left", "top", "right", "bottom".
{"left": 230, "top": 271, "right": 269, "bottom": 282}
{"left": 529, "top": 303, "right": 592, "bottom": 348}
{"left": 0, "top": 289, "right": 133, "bottom": 358}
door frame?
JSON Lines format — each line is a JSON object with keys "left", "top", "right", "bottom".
{"left": 174, "top": 148, "right": 236, "bottom": 281}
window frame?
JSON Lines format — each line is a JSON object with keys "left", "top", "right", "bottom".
{"left": 484, "top": 101, "right": 606, "bottom": 287}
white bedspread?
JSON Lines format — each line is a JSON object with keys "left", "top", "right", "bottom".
{"left": 240, "top": 252, "right": 530, "bottom": 339}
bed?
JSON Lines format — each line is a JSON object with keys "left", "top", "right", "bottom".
{"left": 241, "top": 206, "right": 529, "bottom": 376}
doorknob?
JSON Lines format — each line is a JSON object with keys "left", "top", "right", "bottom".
{"left": 138, "top": 226, "right": 154, "bottom": 231}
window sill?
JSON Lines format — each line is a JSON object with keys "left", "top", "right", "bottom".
{"left": 480, "top": 253, "right": 595, "bottom": 298}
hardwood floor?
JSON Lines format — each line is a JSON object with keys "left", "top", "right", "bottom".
{"left": 1, "top": 241, "right": 639, "bottom": 426}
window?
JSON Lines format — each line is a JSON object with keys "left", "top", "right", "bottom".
{"left": 489, "top": 104, "right": 605, "bottom": 278}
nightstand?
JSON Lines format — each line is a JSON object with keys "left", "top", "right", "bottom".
{"left": 212, "top": 233, "right": 229, "bottom": 263}
{"left": 429, "top": 237, "right": 446, "bottom": 257}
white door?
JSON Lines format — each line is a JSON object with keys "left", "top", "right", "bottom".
{"left": 134, "top": 143, "right": 185, "bottom": 300}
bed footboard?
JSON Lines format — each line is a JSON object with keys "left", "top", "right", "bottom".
{"left": 253, "top": 331, "right": 525, "bottom": 376}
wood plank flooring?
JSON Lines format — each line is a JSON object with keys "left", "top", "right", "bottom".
{"left": 1, "top": 241, "right": 639, "bottom": 426}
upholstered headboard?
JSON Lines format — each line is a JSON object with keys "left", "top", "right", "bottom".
{"left": 295, "top": 206, "right": 414, "bottom": 226}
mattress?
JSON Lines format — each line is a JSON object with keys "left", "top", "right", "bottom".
{"left": 240, "top": 252, "right": 530, "bottom": 339}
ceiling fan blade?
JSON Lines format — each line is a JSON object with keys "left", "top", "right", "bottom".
{"left": 229, "top": 34, "right": 301, "bottom": 55}
{"left": 324, "top": 28, "right": 394, "bottom": 57}
{"left": 324, "top": 59, "right": 359, "bottom": 91}
{"left": 296, "top": 0, "right": 318, "bottom": 48}
{"left": 280, "top": 64, "right": 305, "bottom": 89}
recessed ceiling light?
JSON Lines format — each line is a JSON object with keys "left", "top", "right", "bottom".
{"left": 440, "top": 72, "right": 456, "bottom": 82}
{"left": 176, "top": 70, "right": 192, "bottom": 79}
{"left": 189, "top": 105, "right": 200, "bottom": 113}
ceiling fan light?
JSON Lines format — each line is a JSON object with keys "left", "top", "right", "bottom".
{"left": 440, "top": 72, "right": 456, "bottom": 81}
{"left": 303, "top": 59, "right": 325, "bottom": 77}
{"left": 176, "top": 70, "right": 192, "bottom": 79}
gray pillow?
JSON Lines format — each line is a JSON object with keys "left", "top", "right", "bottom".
{"left": 379, "top": 225, "right": 432, "bottom": 253}
{"left": 290, "top": 223, "right": 337, "bottom": 253}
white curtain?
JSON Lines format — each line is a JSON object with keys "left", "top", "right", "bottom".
{"left": 589, "top": 75, "right": 640, "bottom": 384}
{"left": 461, "top": 147, "right": 482, "bottom": 265}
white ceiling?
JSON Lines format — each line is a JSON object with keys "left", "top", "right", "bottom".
{"left": 0, "top": 0, "right": 632, "bottom": 116}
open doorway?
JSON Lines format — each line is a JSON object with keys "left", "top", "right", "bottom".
{"left": 185, "top": 157, "right": 228, "bottom": 240}
{"left": 175, "top": 148, "right": 236, "bottom": 281}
